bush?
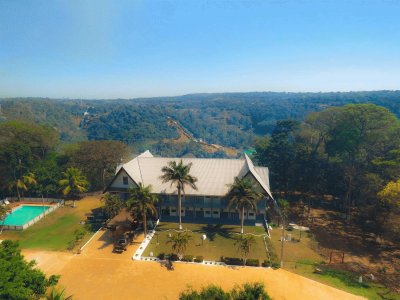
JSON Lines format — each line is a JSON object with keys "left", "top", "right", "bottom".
{"left": 194, "top": 256, "right": 203, "bottom": 263}
{"left": 180, "top": 285, "right": 229, "bottom": 300}
{"left": 271, "top": 262, "right": 281, "bottom": 269}
{"left": 223, "top": 257, "right": 244, "bottom": 266}
{"left": 182, "top": 255, "right": 194, "bottom": 262}
{"left": 245, "top": 259, "right": 260, "bottom": 267}
{"left": 179, "top": 282, "right": 270, "bottom": 300}
{"left": 230, "top": 282, "right": 271, "bottom": 300}
{"left": 158, "top": 253, "right": 165, "bottom": 260}
{"left": 169, "top": 253, "right": 179, "bottom": 261}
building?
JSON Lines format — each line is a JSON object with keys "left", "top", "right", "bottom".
{"left": 105, "top": 151, "right": 273, "bottom": 224}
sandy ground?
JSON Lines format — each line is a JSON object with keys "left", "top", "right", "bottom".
{"left": 23, "top": 230, "right": 364, "bottom": 300}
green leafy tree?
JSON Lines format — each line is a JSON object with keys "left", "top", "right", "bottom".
{"left": 58, "top": 167, "right": 89, "bottom": 208}
{"left": 127, "top": 183, "right": 158, "bottom": 236}
{"left": 255, "top": 120, "right": 300, "bottom": 195}
{"left": 227, "top": 177, "right": 262, "bottom": 234}
{"left": 0, "top": 240, "right": 59, "bottom": 299}
{"left": 234, "top": 235, "right": 256, "bottom": 266}
{"left": 46, "top": 287, "right": 73, "bottom": 300}
{"left": 101, "top": 193, "right": 125, "bottom": 219}
{"left": 166, "top": 232, "right": 192, "bottom": 259}
{"left": 9, "top": 172, "right": 37, "bottom": 200}
{"left": 277, "top": 199, "right": 289, "bottom": 267}
{"left": 160, "top": 160, "right": 198, "bottom": 230}
{"left": 68, "top": 140, "right": 130, "bottom": 190}
{"left": 0, "top": 205, "right": 11, "bottom": 234}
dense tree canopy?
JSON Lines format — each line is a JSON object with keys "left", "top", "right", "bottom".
{"left": 0, "top": 240, "right": 59, "bottom": 300}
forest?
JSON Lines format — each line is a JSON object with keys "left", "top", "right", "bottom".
{"left": 1, "top": 90, "right": 400, "bottom": 157}
{"left": 0, "top": 93, "right": 399, "bottom": 239}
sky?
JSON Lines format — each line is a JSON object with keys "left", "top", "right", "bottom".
{"left": 0, "top": 0, "right": 400, "bottom": 98}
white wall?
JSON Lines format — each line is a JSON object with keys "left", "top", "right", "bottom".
{"left": 110, "top": 169, "right": 138, "bottom": 189}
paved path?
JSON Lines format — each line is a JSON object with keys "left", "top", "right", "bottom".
{"left": 23, "top": 230, "right": 365, "bottom": 300}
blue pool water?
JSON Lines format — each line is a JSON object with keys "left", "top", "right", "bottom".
{"left": 3, "top": 205, "right": 51, "bottom": 226}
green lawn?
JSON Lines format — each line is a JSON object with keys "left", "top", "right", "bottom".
{"left": 143, "top": 222, "right": 268, "bottom": 262}
{"left": 1, "top": 197, "right": 102, "bottom": 251}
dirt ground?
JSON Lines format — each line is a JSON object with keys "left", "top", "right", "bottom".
{"left": 23, "top": 230, "right": 364, "bottom": 300}
{"left": 297, "top": 206, "right": 400, "bottom": 290}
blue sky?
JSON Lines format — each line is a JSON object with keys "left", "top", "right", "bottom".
{"left": 1, "top": 0, "right": 399, "bottom": 98}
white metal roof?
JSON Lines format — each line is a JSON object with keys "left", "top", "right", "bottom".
{"left": 116, "top": 151, "right": 272, "bottom": 198}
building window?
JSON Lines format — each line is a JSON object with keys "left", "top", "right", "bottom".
{"left": 123, "top": 176, "right": 128, "bottom": 185}
{"left": 171, "top": 209, "right": 176, "bottom": 213}
{"left": 249, "top": 213, "right": 254, "bottom": 216}
{"left": 205, "top": 210, "right": 211, "bottom": 214}
{"left": 213, "top": 211, "right": 219, "bottom": 215}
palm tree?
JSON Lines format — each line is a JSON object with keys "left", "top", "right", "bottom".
{"left": 9, "top": 172, "right": 37, "bottom": 200}
{"left": 46, "top": 287, "right": 73, "bottom": 300}
{"left": 166, "top": 232, "right": 192, "bottom": 259}
{"left": 234, "top": 235, "right": 256, "bottom": 265}
{"left": 58, "top": 167, "right": 89, "bottom": 208}
{"left": 127, "top": 183, "right": 158, "bottom": 236}
{"left": 101, "top": 193, "right": 125, "bottom": 219}
{"left": 0, "top": 205, "right": 11, "bottom": 234}
{"left": 227, "top": 177, "right": 262, "bottom": 234}
{"left": 277, "top": 198, "right": 289, "bottom": 267}
{"left": 160, "top": 160, "right": 198, "bottom": 230}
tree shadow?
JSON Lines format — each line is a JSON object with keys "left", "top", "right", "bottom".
{"left": 198, "top": 224, "right": 236, "bottom": 241}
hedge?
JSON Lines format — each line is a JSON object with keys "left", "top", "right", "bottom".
{"left": 245, "top": 259, "right": 260, "bottom": 267}
{"left": 182, "top": 255, "right": 194, "bottom": 262}
{"left": 194, "top": 256, "right": 203, "bottom": 263}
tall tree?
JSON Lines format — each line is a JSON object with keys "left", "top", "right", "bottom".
{"left": 226, "top": 177, "right": 262, "bottom": 234}
{"left": 0, "top": 205, "right": 11, "bottom": 234}
{"left": 58, "top": 167, "right": 89, "bottom": 208}
{"left": 234, "top": 235, "right": 256, "bottom": 266}
{"left": 0, "top": 122, "right": 58, "bottom": 189}
{"left": 127, "top": 183, "right": 158, "bottom": 236}
{"left": 8, "top": 172, "right": 37, "bottom": 200}
{"left": 306, "top": 104, "right": 400, "bottom": 218}
{"left": 255, "top": 120, "right": 300, "bottom": 195}
{"left": 277, "top": 198, "right": 289, "bottom": 267}
{"left": 101, "top": 193, "right": 125, "bottom": 219}
{"left": 160, "top": 160, "right": 198, "bottom": 230}
{"left": 69, "top": 140, "right": 130, "bottom": 190}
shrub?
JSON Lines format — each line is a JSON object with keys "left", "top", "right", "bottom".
{"left": 194, "top": 256, "right": 203, "bottom": 263}
{"left": 271, "top": 262, "right": 281, "bottom": 269}
{"left": 223, "top": 257, "right": 244, "bottom": 266}
{"left": 169, "top": 253, "right": 179, "bottom": 261}
{"left": 179, "top": 282, "right": 271, "bottom": 300}
{"left": 230, "top": 282, "right": 271, "bottom": 300}
{"left": 158, "top": 253, "right": 165, "bottom": 260}
{"left": 245, "top": 259, "right": 260, "bottom": 267}
{"left": 180, "top": 285, "right": 229, "bottom": 300}
{"left": 182, "top": 255, "right": 194, "bottom": 262}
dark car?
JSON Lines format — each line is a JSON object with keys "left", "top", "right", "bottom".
{"left": 113, "top": 238, "right": 128, "bottom": 253}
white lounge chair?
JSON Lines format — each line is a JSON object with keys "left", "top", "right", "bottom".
{"left": 4, "top": 199, "right": 10, "bottom": 205}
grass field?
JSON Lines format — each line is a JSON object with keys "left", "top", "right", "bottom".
{"left": 1, "top": 196, "right": 102, "bottom": 251}
{"left": 267, "top": 227, "right": 399, "bottom": 300}
{"left": 143, "top": 222, "right": 268, "bottom": 261}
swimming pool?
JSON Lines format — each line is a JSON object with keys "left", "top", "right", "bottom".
{"left": 3, "top": 205, "right": 51, "bottom": 226}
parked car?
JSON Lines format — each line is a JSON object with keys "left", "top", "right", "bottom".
{"left": 113, "top": 237, "right": 128, "bottom": 253}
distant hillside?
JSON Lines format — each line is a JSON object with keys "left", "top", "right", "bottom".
{"left": 1, "top": 90, "right": 400, "bottom": 157}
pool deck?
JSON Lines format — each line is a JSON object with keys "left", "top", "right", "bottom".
{"left": 2, "top": 201, "right": 61, "bottom": 231}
